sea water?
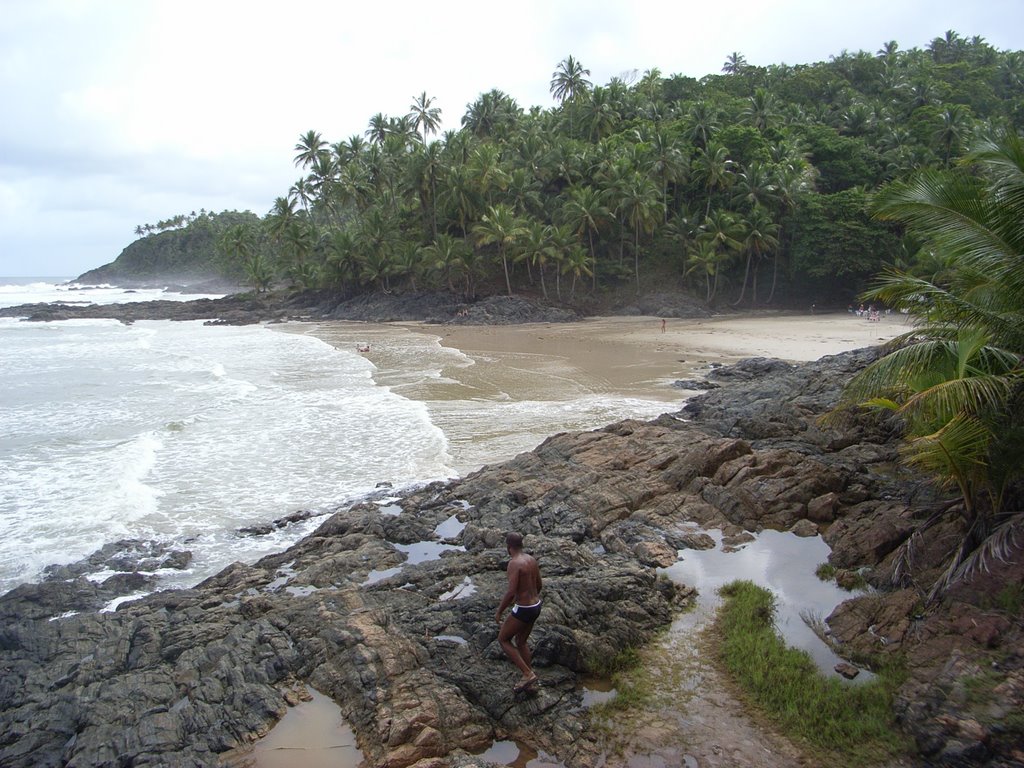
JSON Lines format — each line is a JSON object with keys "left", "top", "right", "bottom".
{"left": 0, "top": 279, "right": 679, "bottom": 596}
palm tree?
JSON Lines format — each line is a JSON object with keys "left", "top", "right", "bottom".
{"left": 294, "top": 130, "right": 329, "bottom": 170}
{"left": 694, "top": 142, "right": 736, "bottom": 217}
{"left": 933, "top": 105, "right": 970, "bottom": 167}
{"left": 840, "top": 133, "right": 1024, "bottom": 601}
{"left": 722, "top": 52, "right": 748, "bottom": 75}
{"left": 551, "top": 55, "right": 592, "bottom": 135}
{"left": 550, "top": 55, "right": 592, "bottom": 105}
{"left": 686, "top": 101, "right": 719, "bottom": 150}
{"left": 561, "top": 242, "right": 593, "bottom": 300}
{"left": 732, "top": 206, "right": 780, "bottom": 306}
{"left": 366, "top": 113, "right": 390, "bottom": 145}
{"left": 408, "top": 91, "right": 442, "bottom": 144}
{"left": 559, "top": 185, "right": 610, "bottom": 291}
{"left": 517, "top": 222, "right": 554, "bottom": 299}
{"left": 421, "top": 234, "right": 471, "bottom": 294}
{"left": 697, "top": 210, "right": 744, "bottom": 304}
{"left": 473, "top": 204, "right": 526, "bottom": 295}
{"left": 616, "top": 173, "right": 663, "bottom": 292}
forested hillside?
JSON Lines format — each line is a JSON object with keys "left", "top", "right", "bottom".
{"left": 117, "top": 31, "right": 1024, "bottom": 307}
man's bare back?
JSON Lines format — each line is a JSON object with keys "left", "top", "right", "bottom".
{"left": 495, "top": 532, "right": 543, "bottom": 691}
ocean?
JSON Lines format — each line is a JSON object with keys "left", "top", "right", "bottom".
{"left": 0, "top": 278, "right": 677, "bottom": 595}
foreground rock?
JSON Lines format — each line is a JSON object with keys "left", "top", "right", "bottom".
{"left": 1, "top": 348, "right": 1020, "bottom": 767}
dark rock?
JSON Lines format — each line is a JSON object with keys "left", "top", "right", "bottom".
{"left": 1, "top": 346, "right": 1018, "bottom": 767}
{"left": 834, "top": 662, "right": 860, "bottom": 679}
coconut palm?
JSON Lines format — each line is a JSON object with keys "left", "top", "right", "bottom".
{"left": 550, "top": 55, "right": 592, "bottom": 105}
{"left": 732, "top": 206, "right": 780, "bottom": 306}
{"left": 421, "top": 234, "right": 471, "bottom": 294}
{"left": 408, "top": 91, "right": 442, "bottom": 145}
{"left": 722, "top": 52, "right": 748, "bottom": 75}
{"left": 616, "top": 173, "right": 663, "bottom": 292}
{"left": 294, "top": 130, "right": 329, "bottom": 170}
{"left": 693, "top": 142, "right": 737, "bottom": 217}
{"left": 551, "top": 55, "right": 592, "bottom": 136}
{"left": 517, "top": 221, "right": 555, "bottom": 299}
{"left": 473, "top": 204, "right": 527, "bottom": 295}
{"left": 696, "top": 210, "right": 745, "bottom": 303}
{"left": 840, "top": 132, "right": 1024, "bottom": 601}
{"left": 559, "top": 184, "right": 610, "bottom": 291}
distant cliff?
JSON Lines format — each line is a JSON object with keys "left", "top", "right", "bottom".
{"left": 76, "top": 210, "right": 259, "bottom": 288}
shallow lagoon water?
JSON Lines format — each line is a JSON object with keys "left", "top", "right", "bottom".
{"left": 660, "top": 528, "right": 868, "bottom": 678}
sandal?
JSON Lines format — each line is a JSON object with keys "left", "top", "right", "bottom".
{"left": 513, "top": 674, "right": 539, "bottom": 693}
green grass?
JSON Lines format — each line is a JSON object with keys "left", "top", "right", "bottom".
{"left": 586, "top": 644, "right": 652, "bottom": 713}
{"left": 815, "top": 563, "right": 837, "bottom": 581}
{"left": 586, "top": 645, "right": 642, "bottom": 678}
{"left": 716, "top": 580, "right": 910, "bottom": 766}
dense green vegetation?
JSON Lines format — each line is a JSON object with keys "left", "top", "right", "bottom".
{"left": 198, "top": 31, "right": 1024, "bottom": 302}
{"left": 716, "top": 581, "right": 908, "bottom": 766}
{"left": 839, "top": 131, "right": 1024, "bottom": 600}
{"left": 82, "top": 210, "right": 261, "bottom": 283}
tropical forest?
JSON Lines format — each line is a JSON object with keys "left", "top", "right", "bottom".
{"left": 130, "top": 30, "right": 1020, "bottom": 313}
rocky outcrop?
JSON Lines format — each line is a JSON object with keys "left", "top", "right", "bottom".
{"left": 0, "top": 291, "right": 582, "bottom": 327}
{"left": 1, "top": 348, "right": 1020, "bottom": 767}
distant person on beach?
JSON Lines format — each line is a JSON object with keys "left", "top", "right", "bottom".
{"left": 495, "top": 532, "right": 543, "bottom": 692}
{"left": 661, "top": 318, "right": 666, "bottom": 333}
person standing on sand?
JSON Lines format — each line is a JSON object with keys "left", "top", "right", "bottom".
{"left": 661, "top": 318, "right": 666, "bottom": 333}
{"left": 495, "top": 532, "right": 543, "bottom": 692}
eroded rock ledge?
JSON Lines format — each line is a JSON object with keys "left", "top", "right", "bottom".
{"left": 1, "top": 349, "right": 1020, "bottom": 767}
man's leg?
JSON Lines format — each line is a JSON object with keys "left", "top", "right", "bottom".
{"left": 498, "top": 616, "right": 534, "bottom": 679}
{"left": 515, "top": 623, "right": 534, "bottom": 672}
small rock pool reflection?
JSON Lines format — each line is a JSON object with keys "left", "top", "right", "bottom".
{"left": 659, "top": 528, "right": 872, "bottom": 681}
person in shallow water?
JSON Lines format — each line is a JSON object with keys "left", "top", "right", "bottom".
{"left": 495, "top": 531, "right": 543, "bottom": 692}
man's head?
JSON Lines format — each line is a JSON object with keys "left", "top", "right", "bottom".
{"left": 506, "top": 531, "right": 524, "bottom": 553}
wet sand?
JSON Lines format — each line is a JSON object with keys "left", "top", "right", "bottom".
{"left": 291, "top": 312, "right": 907, "bottom": 476}
{"left": 417, "top": 311, "right": 908, "bottom": 393}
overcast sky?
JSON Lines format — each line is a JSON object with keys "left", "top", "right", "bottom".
{"left": 2, "top": 0, "right": 1022, "bottom": 278}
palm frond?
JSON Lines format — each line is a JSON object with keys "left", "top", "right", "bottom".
{"left": 900, "top": 374, "right": 1018, "bottom": 426}
{"left": 928, "top": 515, "right": 1023, "bottom": 601}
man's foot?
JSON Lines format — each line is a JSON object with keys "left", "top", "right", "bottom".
{"left": 513, "top": 674, "right": 539, "bottom": 693}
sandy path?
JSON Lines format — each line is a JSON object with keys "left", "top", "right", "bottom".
{"left": 592, "top": 605, "right": 814, "bottom": 768}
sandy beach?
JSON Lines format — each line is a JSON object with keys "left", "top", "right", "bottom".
{"left": 293, "top": 311, "right": 908, "bottom": 477}
{"left": 418, "top": 311, "right": 909, "bottom": 392}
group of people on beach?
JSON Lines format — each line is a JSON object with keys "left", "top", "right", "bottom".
{"left": 850, "top": 303, "right": 883, "bottom": 322}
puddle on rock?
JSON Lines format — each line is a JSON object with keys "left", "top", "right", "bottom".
{"left": 362, "top": 539, "right": 466, "bottom": 586}
{"left": 473, "top": 739, "right": 565, "bottom": 767}
{"left": 434, "top": 513, "right": 467, "bottom": 539}
{"left": 579, "top": 674, "right": 617, "bottom": 708}
{"left": 660, "top": 529, "right": 872, "bottom": 680}
{"left": 432, "top": 634, "right": 468, "bottom": 645}
{"left": 220, "top": 687, "right": 363, "bottom": 768}
{"left": 396, "top": 539, "right": 464, "bottom": 564}
{"left": 439, "top": 576, "right": 476, "bottom": 600}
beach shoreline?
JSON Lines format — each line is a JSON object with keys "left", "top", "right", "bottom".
{"left": 301, "top": 310, "right": 908, "bottom": 402}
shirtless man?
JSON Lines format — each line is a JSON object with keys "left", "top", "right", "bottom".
{"left": 495, "top": 532, "right": 542, "bottom": 691}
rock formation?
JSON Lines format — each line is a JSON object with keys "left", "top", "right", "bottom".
{"left": 1, "top": 348, "right": 1020, "bottom": 767}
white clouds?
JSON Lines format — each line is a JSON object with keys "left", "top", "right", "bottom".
{"left": 1, "top": 0, "right": 1023, "bottom": 276}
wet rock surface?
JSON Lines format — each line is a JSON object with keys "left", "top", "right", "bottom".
{"left": 1, "top": 348, "right": 1020, "bottom": 766}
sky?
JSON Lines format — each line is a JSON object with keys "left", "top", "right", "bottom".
{"left": 2, "top": 0, "right": 1023, "bottom": 279}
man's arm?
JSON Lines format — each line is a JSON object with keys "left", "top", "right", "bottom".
{"left": 495, "top": 561, "right": 522, "bottom": 622}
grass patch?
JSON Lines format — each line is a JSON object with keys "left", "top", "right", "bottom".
{"left": 816, "top": 563, "right": 837, "bottom": 581}
{"left": 716, "top": 580, "right": 910, "bottom": 766}
{"left": 585, "top": 644, "right": 652, "bottom": 714}
{"left": 586, "top": 645, "right": 642, "bottom": 678}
